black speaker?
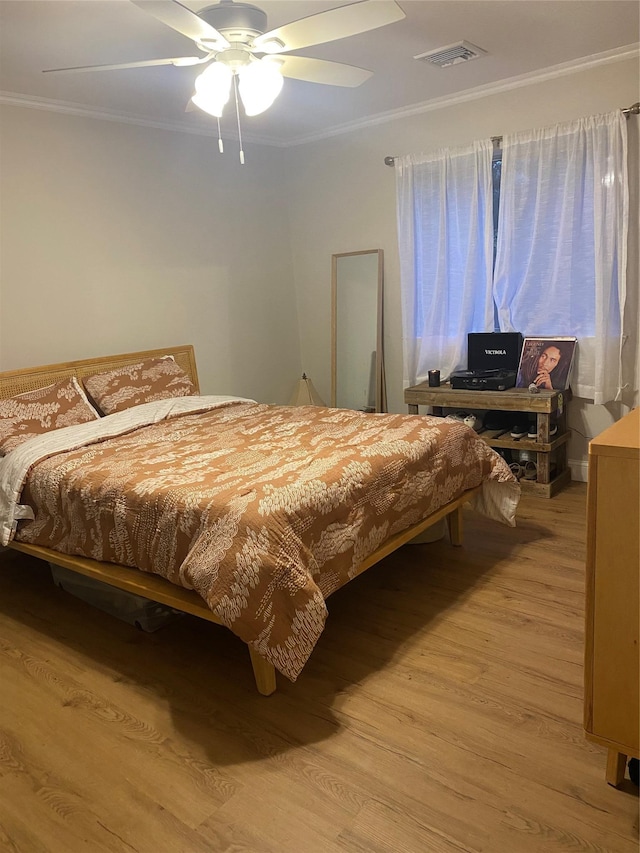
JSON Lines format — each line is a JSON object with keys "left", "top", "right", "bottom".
{"left": 467, "top": 333, "right": 523, "bottom": 373}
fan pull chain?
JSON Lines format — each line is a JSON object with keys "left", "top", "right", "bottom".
{"left": 232, "top": 75, "right": 245, "bottom": 165}
{"left": 217, "top": 118, "right": 223, "bottom": 154}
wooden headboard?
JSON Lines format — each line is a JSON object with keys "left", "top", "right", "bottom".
{"left": 0, "top": 345, "right": 200, "bottom": 399}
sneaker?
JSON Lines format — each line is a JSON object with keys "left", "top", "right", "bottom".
{"left": 550, "top": 423, "right": 558, "bottom": 437}
{"left": 484, "top": 410, "right": 511, "bottom": 431}
{"left": 464, "top": 414, "right": 479, "bottom": 431}
{"left": 510, "top": 424, "right": 527, "bottom": 439}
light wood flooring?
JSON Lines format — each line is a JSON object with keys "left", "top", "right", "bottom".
{"left": 0, "top": 482, "right": 637, "bottom": 852}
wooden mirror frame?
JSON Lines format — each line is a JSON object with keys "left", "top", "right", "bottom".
{"left": 331, "top": 249, "right": 385, "bottom": 412}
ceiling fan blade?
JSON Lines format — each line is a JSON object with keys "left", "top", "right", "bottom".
{"left": 43, "top": 56, "right": 208, "bottom": 74}
{"left": 252, "top": 0, "right": 405, "bottom": 54}
{"left": 275, "top": 55, "right": 371, "bottom": 87}
{"left": 130, "top": 0, "right": 229, "bottom": 50}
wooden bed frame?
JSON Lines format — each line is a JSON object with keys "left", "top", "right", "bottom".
{"left": 1, "top": 345, "right": 480, "bottom": 695}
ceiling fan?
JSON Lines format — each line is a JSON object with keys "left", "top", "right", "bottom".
{"left": 44, "top": 0, "right": 406, "bottom": 123}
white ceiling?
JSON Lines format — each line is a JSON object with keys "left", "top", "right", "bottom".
{"left": 1, "top": 0, "right": 638, "bottom": 145}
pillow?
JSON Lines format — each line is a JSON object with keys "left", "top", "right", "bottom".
{"left": 83, "top": 355, "right": 195, "bottom": 415}
{"left": 0, "top": 376, "right": 101, "bottom": 455}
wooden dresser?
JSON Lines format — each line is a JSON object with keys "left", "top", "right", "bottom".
{"left": 584, "top": 407, "right": 639, "bottom": 786}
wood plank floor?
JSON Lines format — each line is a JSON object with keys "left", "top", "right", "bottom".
{"left": 0, "top": 482, "right": 637, "bottom": 852}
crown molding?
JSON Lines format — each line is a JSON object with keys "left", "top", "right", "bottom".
{"left": 0, "top": 91, "right": 285, "bottom": 147}
{"left": 285, "top": 43, "right": 640, "bottom": 147}
{"left": 1, "top": 43, "right": 637, "bottom": 149}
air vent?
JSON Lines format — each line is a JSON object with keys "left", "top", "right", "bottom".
{"left": 414, "top": 41, "right": 487, "bottom": 68}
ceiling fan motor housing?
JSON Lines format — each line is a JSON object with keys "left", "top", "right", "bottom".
{"left": 198, "top": 1, "right": 267, "bottom": 43}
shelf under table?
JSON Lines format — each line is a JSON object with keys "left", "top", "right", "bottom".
{"left": 404, "top": 382, "right": 571, "bottom": 497}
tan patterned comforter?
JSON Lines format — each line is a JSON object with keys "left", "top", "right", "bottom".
{"left": 14, "top": 402, "right": 518, "bottom": 680}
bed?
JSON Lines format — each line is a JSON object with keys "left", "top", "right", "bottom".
{"left": 0, "top": 345, "right": 519, "bottom": 695}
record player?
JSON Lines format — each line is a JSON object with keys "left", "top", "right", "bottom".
{"left": 450, "top": 368, "right": 517, "bottom": 391}
{"left": 449, "top": 332, "right": 522, "bottom": 391}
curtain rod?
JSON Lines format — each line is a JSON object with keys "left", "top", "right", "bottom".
{"left": 383, "top": 101, "right": 640, "bottom": 165}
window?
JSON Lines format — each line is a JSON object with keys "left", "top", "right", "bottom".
{"left": 396, "top": 112, "right": 629, "bottom": 403}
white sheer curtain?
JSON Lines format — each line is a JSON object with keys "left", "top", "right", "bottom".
{"left": 396, "top": 141, "right": 495, "bottom": 386}
{"left": 493, "top": 111, "right": 628, "bottom": 403}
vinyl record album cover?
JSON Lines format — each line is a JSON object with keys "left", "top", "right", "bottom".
{"left": 515, "top": 337, "right": 577, "bottom": 391}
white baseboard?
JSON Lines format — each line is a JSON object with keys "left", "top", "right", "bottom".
{"left": 568, "top": 458, "right": 588, "bottom": 483}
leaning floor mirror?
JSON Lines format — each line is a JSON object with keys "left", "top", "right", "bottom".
{"left": 331, "top": 249, "right": 387, "bottom": 412}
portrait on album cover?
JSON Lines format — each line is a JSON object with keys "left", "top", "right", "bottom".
{"left": 516, "top": 337, "right": 577, "bottom": 391}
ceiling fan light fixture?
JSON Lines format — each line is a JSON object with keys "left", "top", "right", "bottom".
{"left": 238, "top": 59, "right": 284, "bottom": 116}
{"left": 192, "top": 61, "right": 233, "bottom": 117}
{"left": 52, "top": 0, "right": 406, "bottom": 139}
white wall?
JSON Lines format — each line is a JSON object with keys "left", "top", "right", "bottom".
{"left": 284, "top": 57, "right": 640, "bottom": 477}
{"left": 0, "top": 106, "right": 301, "bottom": 404}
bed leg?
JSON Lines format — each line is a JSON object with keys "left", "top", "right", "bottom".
{"left": 446, "top": 507, "right": 464, "bottom": 546}
{"left": 249, "top": 648, "right": 277, "bottom": 696}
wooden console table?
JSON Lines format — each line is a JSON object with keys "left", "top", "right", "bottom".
{"left": 404, "top": 382, "right": 571, "bottom": 497}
